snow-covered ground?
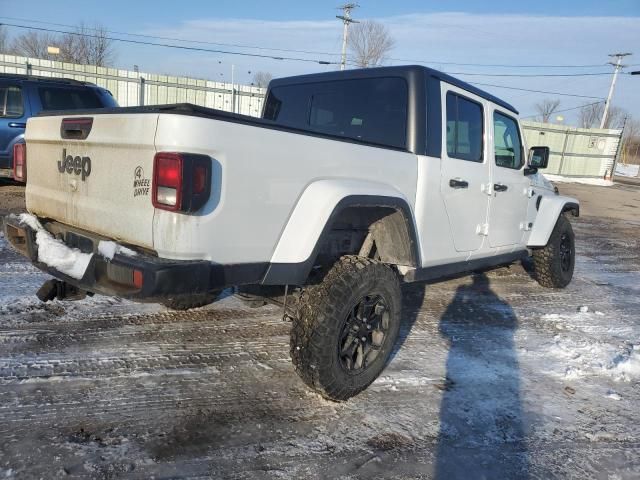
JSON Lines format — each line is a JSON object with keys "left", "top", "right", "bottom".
{"left": 615, "top": 163, "right": 640, "bottom": 178}
{"left": 544, "top": 174, "right": 614, "bottom": 186}
{"left": 1, "top": 186, "right": 639, "bottom": 478}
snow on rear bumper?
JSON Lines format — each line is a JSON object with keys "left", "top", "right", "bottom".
{"left": 3, "top": 216, "right": 264, "bottom": 301}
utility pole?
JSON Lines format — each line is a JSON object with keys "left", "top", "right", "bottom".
{"left": 336, "top": 3, "right": 359, "bottom": 71}
{"left": 600, "top": 52, "right": 632, "bottom": 129}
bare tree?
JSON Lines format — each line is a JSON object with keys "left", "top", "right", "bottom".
{"left": 579, "top": 102, "right": 625, "bottom": 129}
{"left": 9, "top": 24, "right": 114, "bottom": 66}
{"left": 348, "top": 20, "right": 395, "bottom": 68}
{"left": 534, "top": 99, "right": 561, "bottom": 123}
{"left": 10, "top": 31, "right": 59, "bottom": 59}
{"left": 621, "top": 117, "right": 640, "bottom": 164}
{"left": 59, "top": 23, "right": 115, "bottom": 66}
{"left": 252, "top": 71, "right": 273, "bottom": 88}
{"left": 579, "top": 102, "right": 603, "bottom": 129}
{"left": 604, "top": 106, "right": 626, "bottom": 130}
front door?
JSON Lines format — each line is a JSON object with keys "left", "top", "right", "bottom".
{"left": 488, "top": 109, "right": 530, "bottom": 247}
{"left": 440, "top": 86, "right": 491, "bottom": 252}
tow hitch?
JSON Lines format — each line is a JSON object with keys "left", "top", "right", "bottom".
{"left": 36, "top": 279, "right": 93, "bottom": 302}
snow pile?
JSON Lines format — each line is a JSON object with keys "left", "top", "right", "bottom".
{"left": 539, "top": 308, "right": 640, "bottom": 382}
{"left": 610, "top": 346, "right": 640, "bottom": 381}
{"left": 10, "top": 214, "right": 139, "bottom": 279}
{"left": 17, "top": 213, "right": 92, "bottom": 280}
{"left": 97, "top": 241, "right": 137, "bottom": 260}
{"left": 615, "top": 163, "right": 640, "bottom": 178}
{"left": 544, "top": 174, "right": 614, "bottom": 186}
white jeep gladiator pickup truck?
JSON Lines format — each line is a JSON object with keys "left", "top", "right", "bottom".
{"left": 4, "top": 66, "right": 578, "bottom": 401}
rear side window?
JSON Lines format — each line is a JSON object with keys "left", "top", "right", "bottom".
{"left": 0, "top": 86, "right": 24, "bottom": 118}
{"left": 493, "top": 111, "right": 523, "bottom": 169}
{"left": 263, "top": 77, "right": 408, "bottom": 149}
{"left": 446, "top": 92, "right": 483, "bottom": 162}
{"left": 38, "top": 87, "right": 103, "bottom": 111}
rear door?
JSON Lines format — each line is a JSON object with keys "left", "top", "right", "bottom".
{"left": 440, "top": 85, "right": 491, "bottom": 252}
{"left": 25, "top": 113, "right": 159, "bottom": 249}
{"left": 488, "top": 109, "right": 530, "bottom": 247}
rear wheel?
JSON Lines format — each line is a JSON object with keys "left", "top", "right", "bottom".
{"left": 289, "top": 255, "right": 401, "bottom": 401}
{"left": 532, "top": 214, "right": 575, "bottom": 288}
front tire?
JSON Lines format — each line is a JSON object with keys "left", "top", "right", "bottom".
{"left": 532, "top": 214, "right": 575, "bottom": 288}
{"left": 289, "top": 256, "right": 401, "bottom": 401}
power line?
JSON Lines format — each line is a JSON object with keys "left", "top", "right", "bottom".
{"left": 0, "top": 22, "right": 339, "bottom": 65}
{"left": 387, "top": 58, "right": 608, "bottom": 69}
{"left": 0, "top": 16, "right": 620, "bottom": 70}
{"left": 442, "top": 71, "right": 612, "bottom": 78}
{"left": 0, "top": 15, "right": 343, "bottom": 58}
{"left": 466, "top": 81, "right": 604, "bottom": 99}
{"left": 520, "top": 100, "right": 604, "bottom": 119}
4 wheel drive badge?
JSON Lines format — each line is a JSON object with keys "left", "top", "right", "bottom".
{"left": 58, "top": 148, "right": 91, "bottom": 181}
{"left": 133, "top": 165, "right": 150, "bottom": 197}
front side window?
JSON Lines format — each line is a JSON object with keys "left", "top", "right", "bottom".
{"left": 446, "top": 92, "right": 483, "bottom": 162}
{"left": 263, "top": 77, "right": 408, "bottom": 149}
{"left": 493, "top": 111, "right": 523, "bottom": 169}
{"left": 0, "top": 86, "right": 24, "bottom": 118}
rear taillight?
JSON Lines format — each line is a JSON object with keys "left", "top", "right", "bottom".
{"left": 13, "top": 143, "right": 26, "bottom": 182}
{"left": 152, "top": 152, "right": 211, "bottom": 213}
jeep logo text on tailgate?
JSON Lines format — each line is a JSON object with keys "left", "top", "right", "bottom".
{"left": 58, "top": 149, "right": 91, "bottom": 181}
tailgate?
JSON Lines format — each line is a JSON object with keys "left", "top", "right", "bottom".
{"left": 25, "top": 113, "right": 159, "bottom": 249}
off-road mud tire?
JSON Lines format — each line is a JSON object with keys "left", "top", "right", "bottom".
{"left": 289, "top": 255, "right": 401, "bottom": 401}
{"left": 532, "top": 214, "right": 575, "bottom": 288}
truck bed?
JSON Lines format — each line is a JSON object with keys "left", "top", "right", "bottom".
{"left": 36, "top": 103, "right": 409, "bottom": 153}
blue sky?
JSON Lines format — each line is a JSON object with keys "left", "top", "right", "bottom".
{"left": 1, "top": 0, "right": 639, "bottom": 124}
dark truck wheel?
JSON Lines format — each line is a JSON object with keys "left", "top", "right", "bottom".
{"left": 289, "top": 255, "right": 401, "bottom": 401}
{"left": 532, "top": 214, "right": 575, "bottom": 288}
{"left": 162, "top": 292, "right": 219, "bottom": 310}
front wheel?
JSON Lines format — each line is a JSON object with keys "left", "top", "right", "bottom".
{"left": 532, "top": 214, "right": 575, "bottom": 288}
{"left": 289, "top": 256, "right": 401, "bottom": 401}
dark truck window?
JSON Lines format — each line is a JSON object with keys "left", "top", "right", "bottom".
{"left": 38, "top": 87, "right": 103, "bottom": 111}
{"left": 263, "top": 77, "right": 408, "bottom": 149}
{"left": 446, "top": 92, "right": 483, "bottom": 162}
{"left": 0, "top": 86, "right": 24, "bottom": 117}
{"left": 493, "top": 111, "right": 523, "bottom": 169}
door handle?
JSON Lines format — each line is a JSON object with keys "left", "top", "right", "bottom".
{"left": 494, "top": 183, "right": 508, "bottom": 192}
{"left": 449, "top": 178, "right": 469, "bottom": 189}
{"left": 8, "top": 122, "right": 26, "bottom": 128}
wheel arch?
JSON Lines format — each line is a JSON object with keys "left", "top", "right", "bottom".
{"left": 528, "top": 195, "right": 579, "bottom": 247}
{"left": 263, "top": 179, "right": 420, "bottom": 285}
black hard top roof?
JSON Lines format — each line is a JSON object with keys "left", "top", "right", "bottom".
{"left": 0, "top": 73, "right": 97, "bottom": 87}
{"left": 268, "top": 65, "right": 518, "bottom": 115}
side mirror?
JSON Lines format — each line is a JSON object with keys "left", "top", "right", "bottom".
{"left": 529, "top": 146, "right": 549, "bottom": 169}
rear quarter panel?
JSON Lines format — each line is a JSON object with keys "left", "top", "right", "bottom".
{"left": 153, "top": 115, "right": 418, "bottom": 263}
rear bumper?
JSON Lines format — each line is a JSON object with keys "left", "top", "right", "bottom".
{"left": 3, "top": 216, "right": 267, "bottom": 301}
